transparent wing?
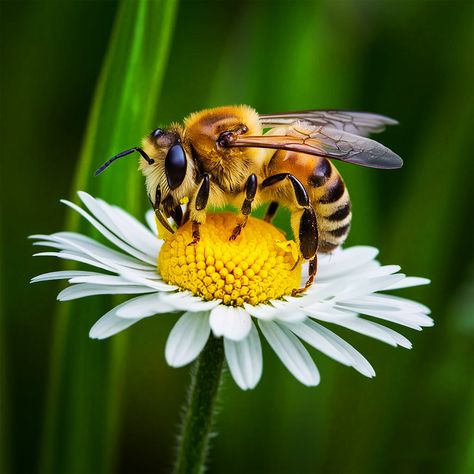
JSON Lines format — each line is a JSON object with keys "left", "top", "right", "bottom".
{"left": 260, "top": 110, "right": 398, "bottom": 136}
{"left": 221, "top": 121, "right": 403, "bottom": 169}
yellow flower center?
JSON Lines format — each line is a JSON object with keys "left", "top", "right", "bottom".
{"left": 157, "top": 212, "right": 302, "bottom": 306}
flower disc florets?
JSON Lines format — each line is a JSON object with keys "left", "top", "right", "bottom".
{"left": 158, "top": 213, "right": 302, "bottom": 306}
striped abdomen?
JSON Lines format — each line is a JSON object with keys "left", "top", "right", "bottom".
{"left": 267, "top": 151, "right": 352, "bottom": 253}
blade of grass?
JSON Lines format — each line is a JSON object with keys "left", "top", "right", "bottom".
{"left": 0, "top": 259, "right": 8, "bottom": 474}
{"left": 39, "top": 1, "right": 178, "bottom": 473}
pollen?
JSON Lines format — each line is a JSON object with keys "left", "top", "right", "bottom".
{"left": 157, "top": 213, "right": 302, "bottom": 306}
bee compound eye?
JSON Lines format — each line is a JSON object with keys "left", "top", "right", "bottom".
{"left": 151, "top": 128, "right": 164, "bottom": 138}
{"left": 165, "top": 144, "right": 187, "bottom": 190}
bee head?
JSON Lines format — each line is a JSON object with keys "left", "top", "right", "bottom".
{"left": 140, "top": 124, "right": 196, "bottom": 206}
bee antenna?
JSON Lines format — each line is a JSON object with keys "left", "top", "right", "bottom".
{"left": 94, "top": 147, "right": 155, "bottom": 176}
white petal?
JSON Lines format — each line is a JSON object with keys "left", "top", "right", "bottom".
{"left": 165, "top": 311, "right": 210, "bottom": 367}
{"left": 165, "top": 311, "right": 211, "bottom": 367}
{"left": 336, "top": 302, "right": 433, "bottom": 329}
{"left": 30, "top": 270, "right": 100, "bottom": 283}
{"left": 334, "top": 274, "right": 406, "bottom": 300}
{"left": 320, "top": 316, "right": 412, "bottom": 348}
{"left": 274, "top": 310, "right": 307, "bottom": 323}
{"left": 303, "top": 302, "right": 357, "bottom": 319}
{"left": 224, "top": 322, "right": 262, "bottom": 390}
{"left": 243, "top": 302, "right": 280, "bottom": 320}
{"left": 386, "top": 276, "right": 431, "bottom": 290}
{"left": 55, "top": 232, "right": 153, "bottom": 270}
{"left": 145, "top": 210, "right": 157, "bottom": 235}
{"left": 209, "top": 306, "right": 252, "bottom": 341}
{"left": 33, "top": 233, "right": 153, "bottom": 271}
{"left": 69, "top": 274, "right": 140, "bottom": 285}
{"left": 33, "top": 251, "right": 114, "bottom": 273}
{"left": 317, "top": 246, "right": 379, "bottom": 280}
{"left": 34, "top": 234, "right": 172, "bottom": 292}
{"left": 78, "top": 192, "right": 156, "bottom": 258}
{"left": 61, "top": 198, "right": 156, "bottom": 265}
{"left": 243, "top": 300, "right": 305, "bottom": 322}
{"left": 77, "top": 192, "right": 123, "bottom": 236}
{"left": 307, "top": 322, "right": 375, "bottom": 378}
{"left": 258, "top": 320, "right": 320, "bottom": 386}
{"left": 346, "top": 264, "right": 401, "bottom": 279}
{"left": 89, "top": 301, "right": 145, "bottom": 339}
{"left": 283, "top": 320, "right": 353, "bottom": 366}
{"left": 303, "top": 280, "right": 348, "bottom": 301}
{"left": 161, "top": 291, "right": 221, "bottom": 312}
{"left": 361, "top": 293, "right": 431, "bottom": 314}
{"left": 95, "top": 197, "right": 161, "bottom": 257}
{"left": 57, "top": 284, "right": 155, "bottom": 301}
{"left": 116, "top": 293, "right": 178, "bottom": 319}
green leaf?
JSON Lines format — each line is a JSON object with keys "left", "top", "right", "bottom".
{"left": 39, "top": 1, "right": 177, "bottom": 473}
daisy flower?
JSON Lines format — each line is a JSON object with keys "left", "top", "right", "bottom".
{"left": 31, "top": 191, "right": 432, "bottom": 390}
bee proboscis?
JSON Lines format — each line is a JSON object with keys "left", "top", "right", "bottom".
{"left": 96, "top": 105, "right": 402, "bottom": 294}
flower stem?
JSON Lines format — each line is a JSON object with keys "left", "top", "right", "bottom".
{"left": 173, "top": 336, "right": 225, "bottom": 474}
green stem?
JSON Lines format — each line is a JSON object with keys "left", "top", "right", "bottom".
{"left": 174, "top": 336, "right": 225, "bottom": 474}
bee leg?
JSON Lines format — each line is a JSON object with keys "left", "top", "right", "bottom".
{"left": 229, "top": 174, "right": 257, "bottom": 241}
{"left": 261, "top": 173, "right": 318, "bottom": 293}
{"left": 291, "top": 207, "right": 319, "bottom": 295}
{"left": 149, "top": 187, "right": 175, "bottom": 234}
{"left": 292, "top": 255, "right": 318, "bottom": 296}
{"left": 264, "top": 201, "right": 279, "bottom": 223}
{"left": 188, "top": 221, "right": 200, "bottom": 246}
{"left": 170, "top": 205, "right": 183, "bottom": 227}
{"left": 188, "top": 173, "right": 210, "bottom": 246}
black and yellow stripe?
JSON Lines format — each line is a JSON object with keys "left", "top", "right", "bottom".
{"left": 308, "top": 158, "right": 352, "bottom": 253}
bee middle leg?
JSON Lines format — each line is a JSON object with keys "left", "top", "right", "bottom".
{"left": 229, "top": 174, "right": 257, "bottom": 241}
{"left": 188, "top": 173, "right": 210, "bottom": 246}
{"left": 264, "top": 201, "right": 279, "bottom": 223}
{"left": 262, "top": 173, "right": 319, "bottom": 293}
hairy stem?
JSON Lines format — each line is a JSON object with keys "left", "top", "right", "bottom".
{"left": 173, "top": 336, "right": 225, "bottom": 474}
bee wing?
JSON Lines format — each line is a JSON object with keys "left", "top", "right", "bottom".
{"left": 260, "top": 110, "right": 398, "bottom": 136}
{"left": 224, "top": 123, "right": 403, "bottom": 169}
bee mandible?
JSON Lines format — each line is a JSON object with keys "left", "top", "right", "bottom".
{"left": 95, "top": 105, "right": 402, "bottom": 294}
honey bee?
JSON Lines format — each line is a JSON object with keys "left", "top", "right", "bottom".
{"left": 96, "top": 105, "right": 402, "bottom": 294}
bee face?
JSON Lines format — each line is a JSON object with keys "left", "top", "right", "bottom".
{"left": 140, "top": 125, "right": 197, "bottom": 206}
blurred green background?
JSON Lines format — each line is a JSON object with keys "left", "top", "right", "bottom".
{"left": 1, "top": 0, "right": 473, "bottom": 473}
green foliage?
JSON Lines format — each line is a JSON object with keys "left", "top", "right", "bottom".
{"left": 1, "top": 0, "right": 473, "bottom": 473}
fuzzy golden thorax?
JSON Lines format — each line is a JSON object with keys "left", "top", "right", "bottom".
{"left": 183, "top": 105, "right": 265, "bottom": 193}
{"left": 139, "top": 124, "right": 197, "bottom": 206}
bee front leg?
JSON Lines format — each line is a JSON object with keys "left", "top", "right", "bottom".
{"left": 229, "top": 174, "right": 257, "bottom": 241}
{"left": 188, "top": 173, "right": 210, "bottom": 246}
{"left": 149, "top": 186, "right": 175, "bottom": 235}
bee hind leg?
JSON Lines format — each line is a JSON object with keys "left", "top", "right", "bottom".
{"left": 291, "top": 206, "right": 319, "bottom": 295}
{"left": 261, "top": 173, "right": 319, "bottom": 293}
{"left": 292, "top": 255, "right": 318, "bottom": 296}
{"left": 229, "top": 174, "right": 257, "bottom": 241}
